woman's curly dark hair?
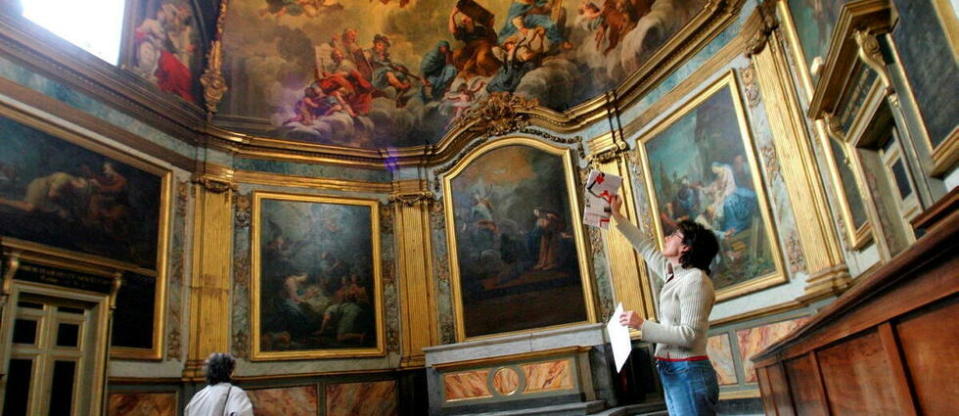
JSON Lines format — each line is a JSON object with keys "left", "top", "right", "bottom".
{"left": 205, "top": 353, "right": 236, "bottom": 385}
{"left": 676, "top": 220, "right": 720, "bottom": 275}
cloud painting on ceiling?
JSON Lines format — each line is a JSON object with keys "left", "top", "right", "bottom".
{"left": 217, "top": 0, "right": 706, "bottom": 148}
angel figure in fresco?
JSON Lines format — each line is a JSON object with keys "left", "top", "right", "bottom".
{"left": 365, "top": 34, "right": 418, "bottom": 104}
{"left": 370, "top": 0, "right": 411, "bottom": 7}
{"left": 443, "top": 80, "right": 487, "bottom": 127}
{"left": 449, "top": 1, "right": 502, "bottom": 78}
{"left": 595, "top": 0, "right": 652, "bottom": 55}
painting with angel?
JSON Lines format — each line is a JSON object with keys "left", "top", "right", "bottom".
{"left": 251, "top": 192, "right": 384, "bottom": 359}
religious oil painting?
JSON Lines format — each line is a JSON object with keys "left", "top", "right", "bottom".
{"left": 0, "top": 115, "right": 165, "bottom": 270}
{"left": 121, "top": 0, "right": 203, "bottom": 103}
{"left": 215, "top": 0, "right": 709, "bottom": 147}
{"left": 251, "top": 192, "right": 384, "bottom": 360}
{"left": 890, "top": 0, "right": 959, "bottom": 168}
{"left": 638, "top": 72, "right": 785, "bottom": 300}
{"left": 785, "top": 0, "right": 844, "bottom": 84}
{"left": 0, "top": 110, "right": 170, "bottom": 359}
{"left": 444, "top": 139, "right": 593, "bottom": 340}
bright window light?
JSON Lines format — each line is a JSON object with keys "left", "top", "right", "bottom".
{"left": 21, "top": 0, "right": 126, "bottom": 64}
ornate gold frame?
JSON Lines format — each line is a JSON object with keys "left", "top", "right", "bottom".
{"left": 777, "top": 0, "right": 876, "bottom": 250}
{"left": 249, "top": 191, "right": 385, "bottom": 360}
{"left": 442, "top": 137, "right": 596, "bottom": 342}
{"left": 0, "top": 103, "right": 171, "bottom": 360}
{"left": 634, "top": 71, "right": 787, "bottom": 301}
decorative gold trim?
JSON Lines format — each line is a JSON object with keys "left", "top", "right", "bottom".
{"left": 817, "top": 118, "right": 875, "bottom": 250}
{"left": 0, "top": 102, "right": 170, "bottom": 361}
{"left": 432, "top": 346, "right": 590, "bottom": 371}
{"left": 752, "top": 27, "right": 852, "bottom": 299}
{"left": 200, "top": 0, "right": 230, "bottom": 117}
{"left": 883, "top": 34, "right": 959, "bottom": 176}
{"left": 635, "top": 71, "right": 788, "bottom": 302}
{"left": 853, "top": 30, "right": 893, "bottom": 93}
{"left": 932, "top": 0, "right": 959, "bottom": 61}
{"left": 709, "top": 300, "right": 805, "bottom": 327}
{"left": 720, "top": 388, "right": 761, "bottom": 400}
{"left": 249, "top": 191, "right": 385, "bottom": 360}
{"left": 807, "top": 0, "right": 891, "bottom": 120}
{"left": 442, "top": 137, "right": 596, "bottom": 342}
{"left": 231, "top": 168, "right": 393, "bottom": 193}
{"left": 776, "top": 0, "right": 815, "bottom": 101}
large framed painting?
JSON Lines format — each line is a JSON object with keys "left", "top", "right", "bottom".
{"left": 822, "top": 138, "right": 872, "bottom": 249}
{"left": 778, "top": 0, "right": 845, "bottom": 94}
{"left": 251, "top": 192, "right": 384, "bottom": 360}
{"left": 214, "top": 0, "right": 714, "bottom": 148}
{"left": 120, "top": 0, "right": 203, "bottom": 104}
{"left": 636, "top": 72, "right": 786, "bottom": 301}
{"left": 0, "top": 105, "right": 171, "bottom": 359}
{"left": 443, "top": 138, "right": 595, "bottom": 340}
{"left": 888, "top": 0, "right": 959, "bottom": 174}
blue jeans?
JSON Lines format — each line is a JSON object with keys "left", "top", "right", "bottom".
{"left": 657, "top": 360, "right": 719, "bottom": 416}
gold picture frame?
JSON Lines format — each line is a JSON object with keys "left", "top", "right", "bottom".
{"left": 442, "top": 137, "right": 596, "bottom": 342}
{"left": 0, "top": 102, "right": 171, "bottom": 361}
{"left": 634, "top": 71, "right": 787, "bottom": 301}
{"left": 250, "top": 191, "right": 385, "bottom": 360}
{"left": 777, "top": 0, "right": 876, "bottom": 250}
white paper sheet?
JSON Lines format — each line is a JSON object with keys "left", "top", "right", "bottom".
{"left": 583, "top": 170, "right": 622, "bottom": 229}
{"left": 606, "top": 302, "right": 632, "bottom": 373}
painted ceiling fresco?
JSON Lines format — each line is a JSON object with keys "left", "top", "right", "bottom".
{"left": 216, "top": 0, "right": 706, "bottom": 148}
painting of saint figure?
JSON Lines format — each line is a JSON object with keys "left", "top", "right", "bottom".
{"left": 216, "top": 0, "right": 708, "bottom": 147}
{"left": 446, "top": 142, "right": 590, "bottom": 339}
{"left": 0, "top": 115, "right": 164, "bottom": 270}
{"left": 252, "top": 193, "right": 382, "bottom": 358}
{"left": 640, "top": 75, "right": 783, "bottom": 296}
{"left": 123, "top": 0, "right": 202, "bottom": 103}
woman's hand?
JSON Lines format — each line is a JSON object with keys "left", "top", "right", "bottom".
{"left": 610, "top": 195, "right": 627, "bottom": 222}
{"left": 619, "top": 310, "right": 644, "bottom": 330}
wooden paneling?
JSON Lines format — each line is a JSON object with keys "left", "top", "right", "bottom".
{"left": 817, "top": 330, "right": 903, "bottom": 415}
{"left": 895, "top": 297, "right": 959, "bottom": 416}
{"left": 784, "top": 354, "right": 828, "bottom": 416}
{"left": 757, "top": 366, "right": 779, "bottom": 416}
{"left": 766, "top": 363, "right": 796, "bottom": 416}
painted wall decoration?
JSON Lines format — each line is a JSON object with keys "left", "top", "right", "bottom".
{"left": 890, "top": 0, "right": 959, "bottom": 161}
{"left": 637, "top": 72, "right": 785, "bottom": 300}
{"left": 326, "top": 380, "right": 398, "bottom": 416}
{"left": 737, "top": 316, "right": 812, "bottom": 383}
{"left": 785, "top": 0, "right": 844, "bottom": 84}
{"left": 707, "top": 334, "right": 738, "bottom": 385}
{"left": 246, "top": 385, "right": 318, "bottom": 416}
{"left": 122, "top": 0, "right": 203, "bottom": 103}
{"left": 444, "top": 139, "right": 593, "bottom": 339}
{"left": 251, "top": 192, "right": 384, "bottom": 360}
{"left": 216, "top": 0, "right": 707, "bottom": 147}
{"left": 106, "top": 392, "right": 177, "bottom": 416}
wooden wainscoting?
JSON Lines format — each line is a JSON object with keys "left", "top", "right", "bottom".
{"left": 751, "top": 204, "right": 959, "bottom": 416}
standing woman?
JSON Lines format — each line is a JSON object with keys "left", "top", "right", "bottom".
{"left": 185, "top": 353, "right": 254, "bottom": 416}
{"left": 610, "top": 195, "right": 721, "bottom": 415}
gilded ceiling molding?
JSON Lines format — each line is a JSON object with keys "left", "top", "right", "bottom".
{"left": 200, "top": 0, "right": 230, "bottom": 118}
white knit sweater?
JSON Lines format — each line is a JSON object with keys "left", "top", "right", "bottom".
{"left": 614, "top": 218, "right": 715, "bottom": 359}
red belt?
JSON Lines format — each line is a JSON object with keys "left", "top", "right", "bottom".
{"left": 655, "top": 355, "right": 709, "bottom": 362}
